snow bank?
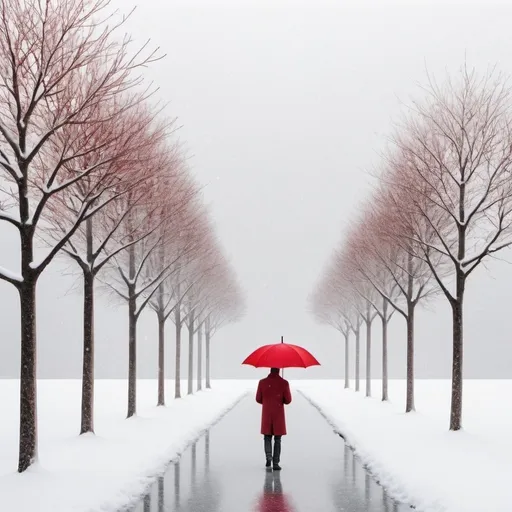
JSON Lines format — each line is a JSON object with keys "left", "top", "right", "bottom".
{"left": 295, "top": 379, "right": 512, "bottom": 512}
{"left": 0, "top": 379, "right": 250, "bottom": 512}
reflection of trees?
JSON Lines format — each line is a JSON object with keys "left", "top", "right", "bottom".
{"left": 143, "top": 493, "right": 151, "bottom": 512}
{"left": 158, "top": 476, "right": 164, "bottom": 512}
{"left": 174, "top": 460, "right": 180, "bottom": 510}
{"left": 191, "top": 442, "right": 196, "bottom": 487}
{"left": 175, "top": 433, "right": 222, "bottom": 512}
{"left": 344, "top": 442, "right": 349, "bottom": 476}
{"left": 204, "top": 432, "right": 210, "bottom": 474}
{"left": 352, "top": 445, "right": 357, "bottom": 486}
{"left": 129, "top": 431, "right": 220, "bottom": 512}
{"left": 181, "top": 472, "right": 222, "bottom": 512}
{"left": 330, "top": 442, "right": 402, "bottom": 512}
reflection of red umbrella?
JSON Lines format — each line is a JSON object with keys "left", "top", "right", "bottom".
{"left": 256, "top": 471, "right": 296, "bottom": 512}
{"left": 243, "top": 336, "right": 320, "bottom": 368}
{"left": 258, "top": 492, "right": 295, "bottom": 512}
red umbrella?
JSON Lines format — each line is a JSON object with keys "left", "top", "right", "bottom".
{"left": 242, "top": 336, "right": 320, "bottom": 369}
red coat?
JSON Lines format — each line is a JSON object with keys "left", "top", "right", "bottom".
{"left": 256, "top": 373, "right": 292, "bottom": 436}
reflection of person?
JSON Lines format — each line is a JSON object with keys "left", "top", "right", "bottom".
{"left": 256, "top": 368, "right": 292, "bottom": 470}
{"left": 258, "top": 471, "right": 294, "bottom": 512}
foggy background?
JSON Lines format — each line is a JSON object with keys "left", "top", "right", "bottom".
{"left": 1, "top": 0, "right": 512, "bottom": 380}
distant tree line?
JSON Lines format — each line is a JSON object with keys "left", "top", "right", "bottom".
{"left": 310, "top": 65, "right": 512, "bottom": 432}
{"left": 0, "top": 0, "right": 245, "bottom": 473}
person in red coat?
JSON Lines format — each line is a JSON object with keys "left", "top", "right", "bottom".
{"left": 256, "top": 368, "right": 292, "bottom": 470}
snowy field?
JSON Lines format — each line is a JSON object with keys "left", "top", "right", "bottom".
{"left": 0, "top": 379, "right": 250, "bottom": 512}
{"left": 2, "top": 379, "right": 509, "bottom": 512}
{"left": 296, "top": 379, "right": 512, "bottom": 512}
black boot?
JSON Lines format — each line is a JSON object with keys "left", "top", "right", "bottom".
{"left": 265, "top": 459, "right": 271, "bottom": 468}
{"left": 273, "top": 463, "right": 282, "bottom": 471}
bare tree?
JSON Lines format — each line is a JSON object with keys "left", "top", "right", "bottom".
{"left": 147, "top": 188, "right": 204, "bottom": 405}
{"left": 205, "top": 314, "right": 212, "bottom": 389}
{"left": 348, "top": 306, "right": 363, "bottom": 392}
{"left": 177, "top": 214, "right": 233, "bottom": 396}
{"left": 360, "top": 297, "right": 378, "bottom": 399}
{"left": 184, "top": 292, "right": 196, "bottom": 396}
{"left": 336, "top": 244, "right": 379, "bottom": 399}
{"left": 0, "top": 0, "right": 160, "bottom": 471}
{"left": 196, "top": 319, "right": 204, "bottom": 391}
{"left": 203, "top": 269, "right": 245, "bottom": 388}
{"left": 46, "top": 106, "right": 169, "bottom": 433}
{"left": 193, "top": 263, "right": 227, "bottom": 392}
{"left": 170, "top": 272, "right": 185, "bottom": 399}
{"left": 364, "top": 183, "right": 437, "bottom": 412}
{"left": 193, "top": 252, "right": 244, "bottom": 391}
{"left": 103, "top": 158, "right": 196, "bottom": 418}
{"left": 390, "top": 66, "right": 512, "bottom": 429}
{"left": 310, "top": 269, "right": 353, "bottom": 389}
{"left": 164, "top": 208, "right": 217, "bottom": 397}
{"left": 342, "top": 212, "right": 399, "bottom": 401}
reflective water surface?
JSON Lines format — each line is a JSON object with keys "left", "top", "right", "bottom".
{"left": 128, "top": 394, "right": 410, "bottom": 512}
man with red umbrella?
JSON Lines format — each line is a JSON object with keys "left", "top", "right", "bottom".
{"left": 256, "top": 367, "right": 292, "bottom": 471}
{"left": 244, "top": 336, "right": 320, "bottom": 471}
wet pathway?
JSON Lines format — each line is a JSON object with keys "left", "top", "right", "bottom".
{"left": 128, "top": 394, "right": 410, "bottom": 511}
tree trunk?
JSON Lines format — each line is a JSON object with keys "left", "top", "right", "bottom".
{"left": 197, "top": 322, "right": 202, "bottom": 391}
{"left": 158, "top": 476, "right": 164, "bottom": 512}
{"left": 381, "top": 312, "right": 388, "bottom": 402}
{"left": 80, "top": 269, "right": 95, "bottom": 434}
{"left": 127, "top": 288, "right": 137, "bottom": 418}
{"left": 365, "top": 315, "right": 372, "bottom": 398}
{"left": 404, "top": 251, "right": 416, "bottom": 412}
{"left": 205, "top": 431, "right": 210, "bottom": 472}
{"left": 205, "top": 317, "right": 211, "bottom": 389}
{"left": 143, "top": 494, "right": 151, "bottom": 512}
{"left": 188, "top": 310, "right": 195, "bottom": 395}
{"left": 17, "top": 164, "right": 39, "bottom": 473}
{"left": 450, "top": 290, "right": 464, "bottom": 430}
{"left": 155, "top": 243, "right": 166, "bottom": 406}
{"left": 344, "top": 332, "right": 349, "bottom": 389}
{"left": 127, "top": 241, "right": 137, "bottom": 418}
{"left": 355, "top": 325, "right": 360, "bottom": 392}
{"left": 175, "top": 306, "right": 182, "bottom": 399}
{"left": 80, "top": 216, "right": 95, "bottom": 434}
{"left": 174, "top": 459, "right": 181, "bottom": 509}
{"left": 191, "top": 442, "right": 197, "bottom": 486}
{"left": 449, "top": 166, "right": 466, "bottom": 431}
{"left": 18, "top": 276, "right": 38, "bottom": 473}
{"left": 406, "top": 301, "right": 415, "bottom": 412}
{"left": 157, "top": 313, "right": 165, "bottom": 406}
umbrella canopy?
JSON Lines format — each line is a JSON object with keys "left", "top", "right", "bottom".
{"left": 242, "top": 336, "right": 320, "bottom": 369}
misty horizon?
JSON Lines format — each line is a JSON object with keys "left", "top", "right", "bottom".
{"left": 2, "top": 0, "right": 512, "bottom": 381}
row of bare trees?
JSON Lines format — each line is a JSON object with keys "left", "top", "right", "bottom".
{"left": 310, "top": 65, "right": 512, "bottom": 432}
{"left": 0, "top": 0, "right": 244, "bottom": 473}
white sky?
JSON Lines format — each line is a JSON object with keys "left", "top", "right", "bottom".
{"left": 1, "top": 0, "right": 512, "bottom": 380}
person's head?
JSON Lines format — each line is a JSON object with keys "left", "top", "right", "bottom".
{"left": 270, "top": 368, "right": 280, "bottom": 375}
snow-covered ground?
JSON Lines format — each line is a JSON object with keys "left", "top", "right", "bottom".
{"left": 2, "top": 378, "right": 509, "bottom": 512}
{"left": 296, "top": 379, "right": 512, "bottom": 512}
{"left": 0, "top": 379, "right": 250, "bottom": 512}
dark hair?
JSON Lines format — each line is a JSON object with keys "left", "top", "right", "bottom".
{"left": 270, "top": 368, "right": 280, "bottom": 374}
